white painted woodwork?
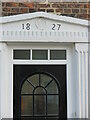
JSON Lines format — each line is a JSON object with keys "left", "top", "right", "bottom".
{"left": 0, "top": 12, "right": 89, "bottom": 119}
{"left": 75, "top": 43, "right": 88, "bottom": 118}
{"left": 0, "top": 12, "right": 88, "bottom": 42}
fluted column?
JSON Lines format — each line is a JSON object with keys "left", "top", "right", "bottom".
{"left": 75, "top": 43, "right": 88, "bottom": 118}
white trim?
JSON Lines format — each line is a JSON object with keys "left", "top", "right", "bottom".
{"left": 0, "top": 12, "right": 88, "bottom": 43}
{"left": 0, "top": 42, "right": 89, "bottom": 118}
{"left": 0, "top": 12, "right": 89, "bottom": 118}
{"left": 85, "top": 51, "right": 88, "bottom": 118}
{"left": 1, "top": 43, "right": 8, "bottom": 118}
{"left": 0, "top": 31, "right": 88, "bottom": 42}
{"left": 4, "top": 43, "right": 74, "bottom": 118}
{"left": 1, "top": 42, "right": 89, "bottom": 118}
{"left": 0, "top": 50, "right": 1, "bottom": 120}
{"left": 88, "top": 43, "right": 90, "bottom": 119}
{"left": 0, "top": 12, "right": 88, "bottom": 26}
{"left": 13, "top": 60, "right": 67, "bottom": 65}
{"left": 13, "top": 48, "right": 66, "bottom": 61}
{"left": 75, "top": 43, "right": 88, "bottom": 118}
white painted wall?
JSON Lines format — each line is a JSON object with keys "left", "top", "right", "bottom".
{"left": 0, "top": 50, "right": 1, "bottom": 120}
{"left": 88, "top": 43, "right": 90, "bottom": 119}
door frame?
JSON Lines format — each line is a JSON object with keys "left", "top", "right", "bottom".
{"left": 2, "top": 42, "right": 75, "bottom": 118}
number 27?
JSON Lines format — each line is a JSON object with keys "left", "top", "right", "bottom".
{"left": 52, "top": 24, "right": 61, "bottom": 30}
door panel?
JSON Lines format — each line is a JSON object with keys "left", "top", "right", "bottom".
{"left": 13, "top": 65, "right": 67, "bottom": 119}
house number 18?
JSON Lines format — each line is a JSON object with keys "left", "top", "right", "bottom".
{"left": 22, "top": 23, "right": 31, "bottom": 30}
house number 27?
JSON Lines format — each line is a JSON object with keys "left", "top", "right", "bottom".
{"left": 52, "top": 24, "right": 61, "bottom": 30}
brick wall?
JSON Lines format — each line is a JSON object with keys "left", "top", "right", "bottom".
{"left": 2, "top": 2, "right": 90, "bottom": 20}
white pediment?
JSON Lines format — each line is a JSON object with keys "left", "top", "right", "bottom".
{"left": 0, "top": 12, "right": 88, "bottom": 42}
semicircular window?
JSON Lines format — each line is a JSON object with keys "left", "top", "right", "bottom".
{"left": 21, "top": 73, "right": 60, "bottom": 119}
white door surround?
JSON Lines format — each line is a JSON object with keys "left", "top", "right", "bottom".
{"left": 0, "top": 12, "right": 89, "bottom": 119}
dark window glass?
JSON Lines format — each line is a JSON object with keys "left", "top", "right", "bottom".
{"left": 34, "top": 95, "right": 46, "bottom": 116}
{"left": 32, "top": 50, "right": 48, "bottom": 60}
{"left": 21, "top": 81, "right": 34, "bottom": 94}
{"left": 40, "top": 74, "right": 52, "bottom": 87}
{"left": 46, "top": 80, "right": 59, "bottom": 94}
{"left": 28, "top": 74, "right": 39, "bottom": 87}
{"left": 13, "top": 50, "right": 30, "bottom": 60}
{"left": 21, "top": 96, "right": 33, "bottom": 115}
{"left": 34, "top": 87, "right": 46, "bottom": 94}
{"left": 50, "top": 50, "right": 66, "bottom": 60}
{"left": 21, "top": 73, "right": 60, "bottom": 118}
{"left": 47, "top": 95, "right": 59, "bottom": 115}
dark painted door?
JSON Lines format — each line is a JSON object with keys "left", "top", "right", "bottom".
{"left": 13, "top": 65, "right": 67, "bottom": 119}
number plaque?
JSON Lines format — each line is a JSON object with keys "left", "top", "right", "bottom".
{"left": 22, "top": 23, "right": 61, "bottom": 31}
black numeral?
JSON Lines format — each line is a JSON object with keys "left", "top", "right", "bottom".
{"left": 22, "top": 24, "right": 24, "bottom": 29}
{"left": 52, "top": 24, "right": 61, "bottom": 30}
{"left": 26, "top": 23, "right": 30, "bottom": 30}
{"left": 57, "top": 24, "right": 61, "bottom": 30}
{"left": 52, "top": 24, "right": 56, "bottom": 30}
{"left": 22, "top": 23, "right": 31, "bottom": 30}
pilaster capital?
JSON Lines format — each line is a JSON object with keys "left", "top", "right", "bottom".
{"left": 75, "top": 43, "right": 88, "bottom": 52}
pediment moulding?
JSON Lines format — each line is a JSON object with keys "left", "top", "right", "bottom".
{"left": 0, "top": 12, "right": 88, "bottom": 26}
{"left": 0, "top": 12, "right": 89, "bottom": 42}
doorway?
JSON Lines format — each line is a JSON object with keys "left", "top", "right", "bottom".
{"left": 13, "top": 65, "right": 67, "bottom": 119}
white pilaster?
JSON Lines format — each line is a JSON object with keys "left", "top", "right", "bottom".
{"left": 75, "top": 43, "right": 88, "bottom": 118}
{"left": 1, "top": 43, "right": 8, "bottom": 119}
{"left": 88, "top": 43, "right": 90, "bottom": 119}
{"left": 0, "top": 50, "right": 1, "bottom": 120}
